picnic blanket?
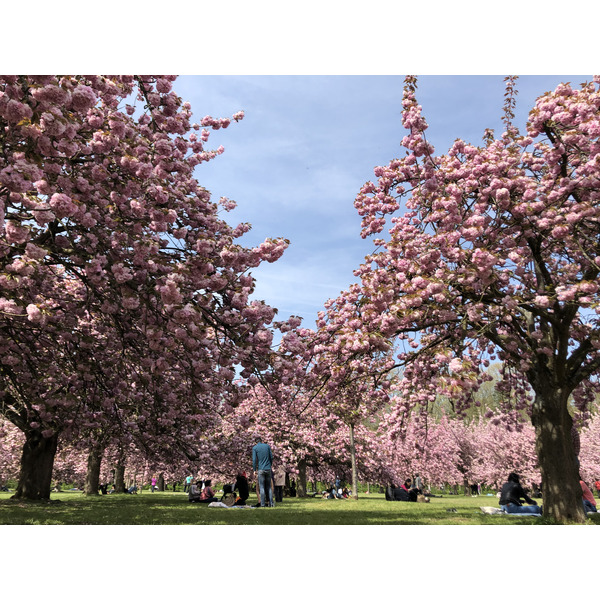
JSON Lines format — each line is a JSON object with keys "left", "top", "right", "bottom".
{"left": 208, "top": 501, "right": 256, "bottom": 509}
{"left": 480, "top": 506, "right": 541, "bottom": 516}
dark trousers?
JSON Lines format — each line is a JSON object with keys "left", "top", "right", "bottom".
{"left": 275, "top": 485, "right": 284, "bottom": 503}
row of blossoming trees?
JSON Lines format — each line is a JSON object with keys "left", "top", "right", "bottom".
{"left": 2, "top": 75, "right": 600, "bottom": 523}
{"left": 251, "top": 74, "right": 600, "bottom": 522}
{"left": 3, "top": 398, "right": 600, "bottom": 497}
{"left": 299, "top": 74, "right": 600, "bottom": 523}
{"left": 0, "top": 75, "right": 291, "bottom": 499}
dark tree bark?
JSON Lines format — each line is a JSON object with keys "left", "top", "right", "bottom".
{"left": 114, "top": 462, "right": 126, "bottom": 493}
{"left": 296, "top": 457, "right": 307, "bottom": 497}
{"left": 85, "top": 442, "right": 103, "bottom": 496}
{"left": 158, "top": 473, "right": 165, "bottom": 491}
{"left": 463, "top": 478, "right": 470, "bottom": 496}
{"left": 12, "top": 430, "right": 59, "bottom": 500}
{"left": 532, "top": 385, "right": 585, "bottom": 523}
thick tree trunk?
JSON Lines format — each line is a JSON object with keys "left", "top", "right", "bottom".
{"left": 158, "top": 473, "right": 165, "bottom": 491}
{"left": 296, "top": 457, "right": 307, "bottom": 497}
{"left": 12, "top": 430, "right": 59, "bottom": 500}
{"left": 349, "top": 422, "right": 359, "bottom": 500}
{"left": 85, "top": 443, "right": 103, "bottom": 496}
{"left": 114, "top": 462, "right": 126, "bottom": 493}
{"left": 532, "top": 386, "right": 586, "bottom": 523}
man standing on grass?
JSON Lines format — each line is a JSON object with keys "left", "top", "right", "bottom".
{"left": 252, "top": 436, "right": 274, "bottom": 507}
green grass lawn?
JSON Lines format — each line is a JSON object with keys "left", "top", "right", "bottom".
{"left": 2, "top": 490, "right": 598, "bottom": 525}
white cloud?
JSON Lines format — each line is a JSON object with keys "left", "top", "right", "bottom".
{"left": 173, "top": 75, "right": 590, "bottom": 328}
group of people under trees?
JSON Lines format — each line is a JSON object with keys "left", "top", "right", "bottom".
{"left": 321, "top": 476, "right": 351, "bottom": 499}
{"left": 383, "top": 471, "right": 598, "bottom": 516}
{"left": 497, "top": 471, "right": 598, "bottom": 516}
{"left": 187, "top": 473, "right": 253, "bottom": 506}
{"left": 186, "top": 437, "right": 288, "bottom": 508}
{"left": 386, "top": 474, "right": 431, "bottom": 503}
{"left": 187, "top": 479, "right": 218, "bottom": 504}
{"left": 144, "top": 428, "right": 600, "bottom": 515}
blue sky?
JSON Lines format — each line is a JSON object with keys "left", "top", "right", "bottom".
{"left": 7, "top": 2, "right": 595, "bottom": 579}
{"left": 174, "top": 75, "right": 587, "bottom": 328}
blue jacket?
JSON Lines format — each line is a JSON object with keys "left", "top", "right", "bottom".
{"left": 252, "top": 442, "right": 273, "bottom": 471}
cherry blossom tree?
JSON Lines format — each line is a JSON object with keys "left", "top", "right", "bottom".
{"left": 0, "top": 418, "right": 22, "bottom": 487}
{"left": 213, "top": 375, "right": 395, "bottom": 497}
{"left": 348, "top": 75, "right": 600, "bottom": 522}
{"left": 378, "top": 405, "right": 541, "bottom": 495}
{"left": 260, "top": 291, "right": 398, "bottom": 498}
{"left": 579, "top": 411, "right": 600, "bottom": 482}
{"left": 0, "top": 75, "right": 288, "bottom": 500}
{"left": 469, "top": 410, "right": 539, "bottom": 490}
{"left": 379, "top": 407, "right": 474, "bottom": 491}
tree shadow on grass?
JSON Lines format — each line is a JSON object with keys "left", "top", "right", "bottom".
{"left": 1, "top": 493, "right": 595, "bottom": 525}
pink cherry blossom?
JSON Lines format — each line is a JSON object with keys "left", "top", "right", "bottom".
{"left": 1, "top": 75, "right": 289, "bottom": 500}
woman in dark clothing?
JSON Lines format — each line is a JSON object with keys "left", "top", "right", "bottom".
{"left": 499, "top": 473, "right": 542, "bottom": 514}
{"left": 233, "top": 472, "right": 249, "bottom": 505}
{"left": 399, "top": 478, "right": 418, "bottom": 501}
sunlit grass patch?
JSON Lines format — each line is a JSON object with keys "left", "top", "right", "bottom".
{"left": 0, "top": 491, "right": 596, "bottom": 525}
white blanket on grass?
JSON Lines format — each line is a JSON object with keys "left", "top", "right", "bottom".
{"left": 208, "top": 501, "right": 255, "bottom": 509}
{"left": 480, "top": 506, "right": 541, "bottom": 516}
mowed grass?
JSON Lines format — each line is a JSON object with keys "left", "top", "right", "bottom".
{"left": 2, "top": 490, "right": 599, "bottom": 525}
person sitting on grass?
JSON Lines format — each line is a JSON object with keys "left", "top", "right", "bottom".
{"left": 398, "top": 478, "right": 418, "bottom": 501}
{"left": 322, "top": 487, "right": 338, "bottom": 500}
{"left": 580, "top": 476, "right": 597, "bottom": 514}
{"left": 400, "top": 478, "right": 412, "bottom": 493}
{"left": 197, "top": 480, "right": 216, "bottom": 503}
{"left": 233, "top": 472, "right": 249, "bottom": 505}
{"left": 498, "top": 472, "right": 542, "bottom": 515}
{"left": 385, "top": 482, "right": 417, "bottom": 502}
{"left": 188, "top": 480, "right": 202, "bottom": 503}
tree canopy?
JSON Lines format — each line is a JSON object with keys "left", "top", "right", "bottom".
{"left": 342, "top": 75, "right": 600, "bottom": 521}
{"left": 0, "top": 75, "right": 288, "bottom": 498}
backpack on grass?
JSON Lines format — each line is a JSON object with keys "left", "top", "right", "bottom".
{"left": 221, "top": 484, "right": 236, "bottom": 507}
